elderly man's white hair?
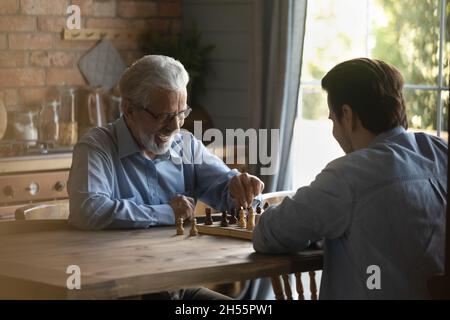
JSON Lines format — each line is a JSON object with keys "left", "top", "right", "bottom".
{"left": 119, "top": 55, "right": 189, "bottom": 108}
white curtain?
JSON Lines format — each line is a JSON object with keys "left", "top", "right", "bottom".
{"left": 251, "top": 0, "right": 308, "bottom": 192}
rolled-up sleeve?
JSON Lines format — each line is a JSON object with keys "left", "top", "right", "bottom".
{"left": 253, "top": 167, "right": 353, "bottom": 254}
{"left": 68, "top": 143, "right": 175, "bottom": 230}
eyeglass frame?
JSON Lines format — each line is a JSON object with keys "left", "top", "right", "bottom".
{"left": 138, "top": 105, "right": 192, "bottom": 125}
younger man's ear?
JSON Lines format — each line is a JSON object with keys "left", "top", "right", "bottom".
{"left": 341, "top": 104, "right": 359, "bottom": 130}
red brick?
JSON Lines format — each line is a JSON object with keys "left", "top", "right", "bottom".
{"left": 71, "top": 0, "right": 94, "bottom": 15}
{"left": 118, "top": 1, "right": 158, "bottom": 18}
{"left": 21, "top": 0, "right": 68, "bottom": 16}
{"left": 86, "top": 18, "right": 128, "bottom": 29}
{"left": 0, "top": 0, "right": 18, "bottom": 14}
{"left": 159, "top": 2, "right": 181, "bottom": 17}
{"left": 70, "top": 0, "right": 115, "bottom": 17}
{"left": 94, "top": 0, "right": 116, "bottom": 17}
{"left": 0, "top": 89, "right": 18, "bottom": 107}
{"left": 37, "top": 17, "right": 66, "bottom": 32}
{"left": 19, "top": 87, "right": 56, "bottom": 105}
{"left": 0, "top": 68, "right": 46, "bottom": 87}
{"left": 111, "top": 39, "right": 140, "bottom": 50}
{"left": 0, "top": 51, "right": 28, "bottom": 67}
{"left": 29, "top": 51, "right": 50, "bottom": 67}
{"left": 0, "top": 17, "right": 36, "bottom": 32}
{"left": 54, "top": 38, "right": 97, "bottom": 50}
{"left": 46, "top": 68, "right": 86, "bottom": 86}
{"left": 130, "top": 19, "right": 170, "bottom": 32}
{"left": 0, "top": 35, "right": 6, "bottom": 49}
{"left": 9, "top": 33, "right": 53, "bottom": 50}
{"left": 49, "top": 51, "right": 74, "bottom": 67}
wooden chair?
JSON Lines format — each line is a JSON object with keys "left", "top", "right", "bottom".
{"left": 260, "top": 191, "right": 319, "bottom": 300}
{"left": 14, "top": 200, "right": 69, "bottom": 221}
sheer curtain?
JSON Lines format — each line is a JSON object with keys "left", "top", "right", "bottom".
{"left": 251, "top": 0, "right": 308, "bottom": 192}
{"left": 244, "top": 0, "right": 308, "bottom": 299}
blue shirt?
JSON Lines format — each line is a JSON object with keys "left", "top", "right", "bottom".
{"left": 68, "top": 117, "right": 239, "bottom": 230}
{"left": 253, "top": 127, "right": 447, "bottom": 299}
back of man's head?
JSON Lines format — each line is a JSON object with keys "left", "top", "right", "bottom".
{"left": 321, "top": 58, "right": 408, "bottom": 134}
{"left": 119, "top": 55, "right": 189, "bottom": 108}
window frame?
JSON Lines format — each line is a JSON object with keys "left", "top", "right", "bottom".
{"left": 298, "top": 0, "right": 449, "bottom": 138}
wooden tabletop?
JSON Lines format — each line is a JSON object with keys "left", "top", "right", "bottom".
{"left": 0, "top": 220, "right": 323, "bottom": 299}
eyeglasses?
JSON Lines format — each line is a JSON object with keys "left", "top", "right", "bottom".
{"left": 141, "top": 106, "right": 192, "bottom": 124}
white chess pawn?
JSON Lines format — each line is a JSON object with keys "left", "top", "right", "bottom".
{"left": 247, "top": 207, "right": 255, "bottom": 231}
{"left": 190, "top": 218, "right": 198, "bottom": 237}
{"left": 238, "top": 207, "right": 246, "bottom": 228}
{"left": 176, "top": 217, "right": 184, "bottom": 235}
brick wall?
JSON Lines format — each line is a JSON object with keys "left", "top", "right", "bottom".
{"left": 0, "top": 0, "right": 181, "bottom": 119}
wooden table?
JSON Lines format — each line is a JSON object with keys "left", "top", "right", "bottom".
{"left": 0, "top": 220, "right": 323, "bottom": 299}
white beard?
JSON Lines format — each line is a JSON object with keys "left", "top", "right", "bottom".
{"left": 139, "top": 131, "right": 174, "bottom": 155}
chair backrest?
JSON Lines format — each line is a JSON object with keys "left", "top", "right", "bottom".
{"left": 259, "top": 191, "right": 320, "bottom": 300}
{"left": 260, "top": 190, "right": 295, "bottom": 207}
{"left": 15, "top": 200, "right": 69, "bottom": 221}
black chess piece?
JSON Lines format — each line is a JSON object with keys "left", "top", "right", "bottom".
{"left": 220, "top": 211, "right": 229, "bottom": 227}
{"left": 205, "top": 208, "right": 213, "bottom": 225}
{"left": 256, "top": 205, "right": 262, "bottom": 214}
{"left": 228, "top": 208, "right": 238, "bottom": 224}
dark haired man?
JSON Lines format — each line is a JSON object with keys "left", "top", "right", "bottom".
{"left": 253, "top": 58, "right": 447, "bottom": 299}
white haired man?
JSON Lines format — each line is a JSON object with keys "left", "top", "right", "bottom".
{"left": 68, "top": 55, "right": 264, "bottom": 299}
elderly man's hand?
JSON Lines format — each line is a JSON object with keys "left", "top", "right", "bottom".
{"left": 170, "top": 195, "right": 195, "bottom": 222}
{"left": 229, "top": 173, "right": 265, "bottom": 208}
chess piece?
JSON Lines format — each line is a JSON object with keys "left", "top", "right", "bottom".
{"left": 238, "top": 207, "right": 246, "bottom": 228}
{"left": 190, "top": 218, "right": 198, "bottom": 236}
{"left": 220, "top": 211, "right": 229, "bottom": 227}
{"left": 176, "top": 217, "right": 184, "bottom": 235}
{"left": 247, "top": 207, "right": 255, "bottom": 231}
{"left": 256, "top": 205, "right": 262, "bottom": 214}
{"left": 205, "top": 208, "right": 213, "bottom": 225}
{"left": 228, "top": 208, "right": 238, "bottom": 224}
{"left": 255, "top": 205, "right": 262, "bottom": 225}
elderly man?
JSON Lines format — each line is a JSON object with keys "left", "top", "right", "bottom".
{"left": 68, "top": 55, "right": 264, "bottom": 299}
{"left": 69, "top": 55, "right": 263, "bottom": 229}
{"left": 253, "top": 58, "right": 447, "bottom": 299}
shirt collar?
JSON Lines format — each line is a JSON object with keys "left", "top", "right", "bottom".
{"left": 368, "top": 126, "right": 406, "bottom": 148}
{"left": 116, "top": 116, "right": 141, "bottom": 159}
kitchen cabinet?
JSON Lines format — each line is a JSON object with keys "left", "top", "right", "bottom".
{"left": 0, "top": 153, "right": 72, "bottom": 220}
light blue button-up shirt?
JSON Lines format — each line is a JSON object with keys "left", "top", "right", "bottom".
{"left": 253, "top": 126, "right": 447, "bottom": 299}
{"left": 68, "top": 117, "right": 239, "bottom": 230}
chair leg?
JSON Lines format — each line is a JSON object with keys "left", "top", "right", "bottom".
{"left": 309, "top": 271, "right": 318, "bottom": 300}
{"left": 270, "top": 276, "right": 285, "bottom": 300}
{"left": 281, "top": 274, "right": 293, "bottom": 300}
{"left": 294, "top": 273, "right": 304, "bottom": 300}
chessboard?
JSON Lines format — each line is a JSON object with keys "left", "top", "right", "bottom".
{"left": 195, "top": 207, "right": 264, "bottom": 241}
{"left": 196, "top": 221, "right": 253, "bottom": 240}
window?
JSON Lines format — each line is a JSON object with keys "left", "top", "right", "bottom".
{"left": 292, "top": 0, "right": 449, "bottom": 189}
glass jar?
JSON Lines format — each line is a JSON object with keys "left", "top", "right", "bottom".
{"left": 58, "top": 86, "right": 78, "bottom": 147}
{"left": 13, "top": 111, "right": 38, "bottom": 145}
{"left": 39, "top": 100, "right": 60, "bottom": 143}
